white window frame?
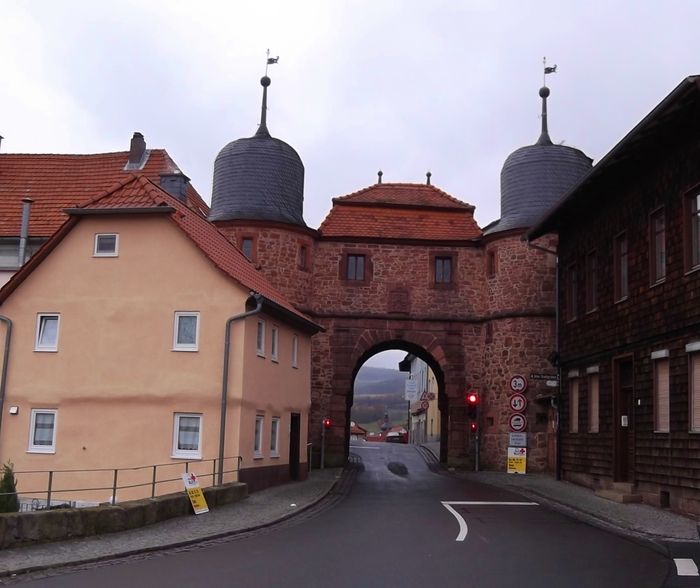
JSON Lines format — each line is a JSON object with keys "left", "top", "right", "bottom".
{"left": 173, "top": 312, "right": 199, "bottom": 351}
{"left": 93, "top": 233, "right": 119, "bottom": 257}
{"left": 270, "top": 416, "right": 280, "bottom": 457}
{"left": 254, "top": 415, "right": 264, "bottom": 458}
{"left": 172, "top": 413, "right": 202, "bottom": 459}
{"left": 28, "top": 409, "right": 57, "bottom": 453}
{"left": 35, "top": 314, "right": 60, "bottom": 352}
{"left": 271, "top": 325, "right": 279, "bottom": 362}
{"left": 689, "top": 350, "right": 700, "bottom": 433}
{"left": 292, "top": 334, "right": 299, "bottom": 369}
{"left": 256, "top": 320, "right": 266, "bottom": 357}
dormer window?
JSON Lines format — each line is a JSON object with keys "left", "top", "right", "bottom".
{"left": 94, "top": 234, "right": 119, "bottom": 257}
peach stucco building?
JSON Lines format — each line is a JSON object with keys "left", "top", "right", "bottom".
{"left": 0, "top": 174, "right": 320, "bottom": 505}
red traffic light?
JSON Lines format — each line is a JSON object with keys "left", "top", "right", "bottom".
{"left": 466, "top": 391, "right": 479, "bottom": 405}
{"left": 469, "top": 421, "right": 478, "bottom": 432}
{"left": 322, "top": 417, "right": 332, "bottom": 429}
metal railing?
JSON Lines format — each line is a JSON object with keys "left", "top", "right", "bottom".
{"left": 1, "top": 456, "right": 242, "bottom": 510}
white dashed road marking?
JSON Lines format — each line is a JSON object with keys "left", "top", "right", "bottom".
{"left": 441, "top": 500, "right": 539, "bottom": 541}
{"left": 674, "top": 558, "right": 699, "bottom": 576}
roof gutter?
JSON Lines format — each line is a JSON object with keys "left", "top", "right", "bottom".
{"left": 218, "top": 293, "right": 264, "bottom": 485}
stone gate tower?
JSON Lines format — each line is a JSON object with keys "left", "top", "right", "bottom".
{"left": 210, "top": 74, "right": 592, "bottom": 471}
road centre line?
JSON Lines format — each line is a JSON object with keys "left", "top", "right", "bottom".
{"left": 441, "top": 500, "right": 539, "bottom": 542}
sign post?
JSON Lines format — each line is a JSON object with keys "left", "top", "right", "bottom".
{"left": 182, "top": 473, "right": 209, "bottom": 515}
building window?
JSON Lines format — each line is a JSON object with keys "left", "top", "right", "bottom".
{"left": 686, "top": 192, "right": 700, "bottom": 271}
{"left": 173, "top": 312, "right": 199, "bottom": 351}
{"left": 256, "top": 320, "right": 265, "bottom": 357}
{"left": 271, "top": 325, "right": 279, "bottom": 362}
{"left": 29, "top": 409, "right": 57, "bottom": 453}
{"left": 650, "top": 208, "right": 666, "bottom": 284}
{"left": 346, "top": 254, "right": 365, "bottom": 281}
{"left": 270, "top": 417, "right": 280, "bottom": 457}
{"left": 689, "top": 347, "right": 700, "bottom": 432}
{"left": 486, "top": 250, "right": 497, "bottom": 278}
{"left": 569, "top": 379, "right": 579, "bottom": 433}
{"left": 35, "top": 314, "right": 60, "bottom": 352}
{"left": 172, "top": 413, "right": 202, "bottom": 459}
{"left": 254, "top": 415, "right": 264, "bottom": 457}
{"left": 653, "top": 355, "right": 670, "bottom": 433}
{"left": 614, "top": 232, "right": 629, "bottom": 302}
{"left": 94, "top": 233, "right": 119, "bottom": 257}
{"left": 298, "top": 245, "right": 308, "bottom": 270}
{"left": 241, "top": 237, "right": 254, "bottom": 261}
{"left": 292, "top": 334, "right": 298, "bottom": 368}
{"left": 585, "top": 251, "right": 598, "bottom": 313}
{"left": 587, "top": 372, "right": 599, "bottom": 433}
{"left": 435, "top": 256, "right": 453, "bottom": 284}
{"left": 566, "top": 263, "right": 577, "bottom": 321}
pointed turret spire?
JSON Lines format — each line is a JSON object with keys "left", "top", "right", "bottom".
{"left": 256, "top": 76, "right": 271, "bottom": 137}
{"left": 536, "top": 85, "right": 553, "bottom": 146}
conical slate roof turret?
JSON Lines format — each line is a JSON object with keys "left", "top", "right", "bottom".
{"left": 485, "top": 83, "right": 592, "bottom": 235}
{"left": 209, "top": 76, "right": 306, "bottom": 226}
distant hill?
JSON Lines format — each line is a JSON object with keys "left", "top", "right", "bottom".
{"left": 352, "top": 366, "right": 408, "bottom": 429}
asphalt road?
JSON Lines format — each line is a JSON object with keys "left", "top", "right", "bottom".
{"left": 17, "top": 442, "right": 678, "bottom": 587}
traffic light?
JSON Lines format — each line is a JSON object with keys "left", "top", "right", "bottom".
{"left": 469, "top": 421, "right": 478, "bottom": 433}
{"left": 466, "top": 391, "right": 479, "bottom": 420}
{"left": 322, "top": 417, "right": 332, "bottom": 430}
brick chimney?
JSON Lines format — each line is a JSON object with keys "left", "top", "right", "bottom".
{"left": 124, "top": 132, "right": 148, "bottom": 170}
{"left": 159, "top": 171, "right": 190, "bottom": 202}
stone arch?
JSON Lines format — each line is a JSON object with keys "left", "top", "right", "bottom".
{"left": 316, "top": 322, "right": 471, "bottom": 468}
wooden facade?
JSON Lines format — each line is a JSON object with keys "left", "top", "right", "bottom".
{"left": 528, "top": 76, "right": 700, "bottom": 515}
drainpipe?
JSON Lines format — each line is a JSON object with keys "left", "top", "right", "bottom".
{"left": 218, "top": 293, "right": 263, "bottom": 485}
{"left": 18, "top": 198, "right": 33, "bottom": 267}
{"left": 0, "top": 316, "right": 12, "bottom": 444}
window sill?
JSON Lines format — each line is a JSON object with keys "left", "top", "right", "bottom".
{"left": 650, "top": 278, "right": 666, "bottom": 289}
{"left": 585, "top": 307, "right": 598, "bottom": 315}
{"left": 684, "top": 265, "right": 700, "bottom": 277}
{"left": 27, "top": 448, "right": 55, "bottom": 454}
{"left": 271, "top": 358, "right": 279, "bottom": 364}
{"left": 653, "top": 430, "right": 670, "bottom": 434}
{"left": 614, "top": 296, "right": 628, "bottom": 305}
{"left": 172, "top": 348, "right": 198, "bottom": 352}
{"left": 253, "top": 455, "right": 263, "bottom": 460}
{"left": 432, "top": 282, "right": 455, "bottom": 290}
{"left": 256, "top": 352, "right": 265, "bottom": 358}
{"left": 270, "top": 454, "right": 280, "bottom": 459}
{"left": 171, "top": 454, "right": 202, "bottom": 460}
{"left": 34, "top": 348, "right": 58, "bottom": 353}
{"left": 93, "top": 254, "right": 118, "bottom": 258}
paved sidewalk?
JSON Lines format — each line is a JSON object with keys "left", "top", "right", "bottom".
{"left": 421, "top": 442, "right": 699, "bottom": 544}
{"left": 0, "top": 468, "right": 343, "bottom": 578}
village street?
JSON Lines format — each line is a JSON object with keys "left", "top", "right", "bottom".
{"left": 14, "top": 442, "right": 689, "bottom": 588}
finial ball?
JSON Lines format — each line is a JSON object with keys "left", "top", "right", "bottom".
{"left": 261, "top": 76, "right": 271, "bottom": 87}
{"left": 539, "top": 86, "right": 550, "bottom": 98}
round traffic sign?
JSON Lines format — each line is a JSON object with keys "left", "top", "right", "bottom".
{"left": 509, "top": 393, "right": 527, "bottom": 413}
{"left": 509, "top": 375, "right": 528, "bottom": 393}
{"left": 509, "top": 413, "right": 528, "bottom": 432}
{"left": 420, "top": 400, "right": 429, "bottom": 410}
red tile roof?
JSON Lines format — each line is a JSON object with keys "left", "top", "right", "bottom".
{"left": 0, "top": 150, "right": 209, "bottom": 238}
{"left": 0, "top": 174, "right": 318, "bottom": 331}
{"left": 332, "top": 183, "right": 475, "bottom": 210}
{"left": 319, "top": 183, "right": 482, "bottom": 240}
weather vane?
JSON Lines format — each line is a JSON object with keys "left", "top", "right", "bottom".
{"left": 265, "top": 49, "right": 279, "bottom": 76}
{"left": 543, "top": 56, "right": 557, "bottom": 86}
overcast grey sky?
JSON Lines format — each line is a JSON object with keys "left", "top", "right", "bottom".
{"left": 2, "top": 0, "right": 698, "bottom": 369}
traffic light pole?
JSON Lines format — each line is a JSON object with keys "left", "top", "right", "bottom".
{"left": 320, "top": 421, "right": 326, "bottom": 470}
{"left": 475, "top": 422, "right": 480, "bottom": 472}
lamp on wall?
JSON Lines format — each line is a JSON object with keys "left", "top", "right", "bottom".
{"left": 9, "top": 406, "right": 18, "bottom": 415}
